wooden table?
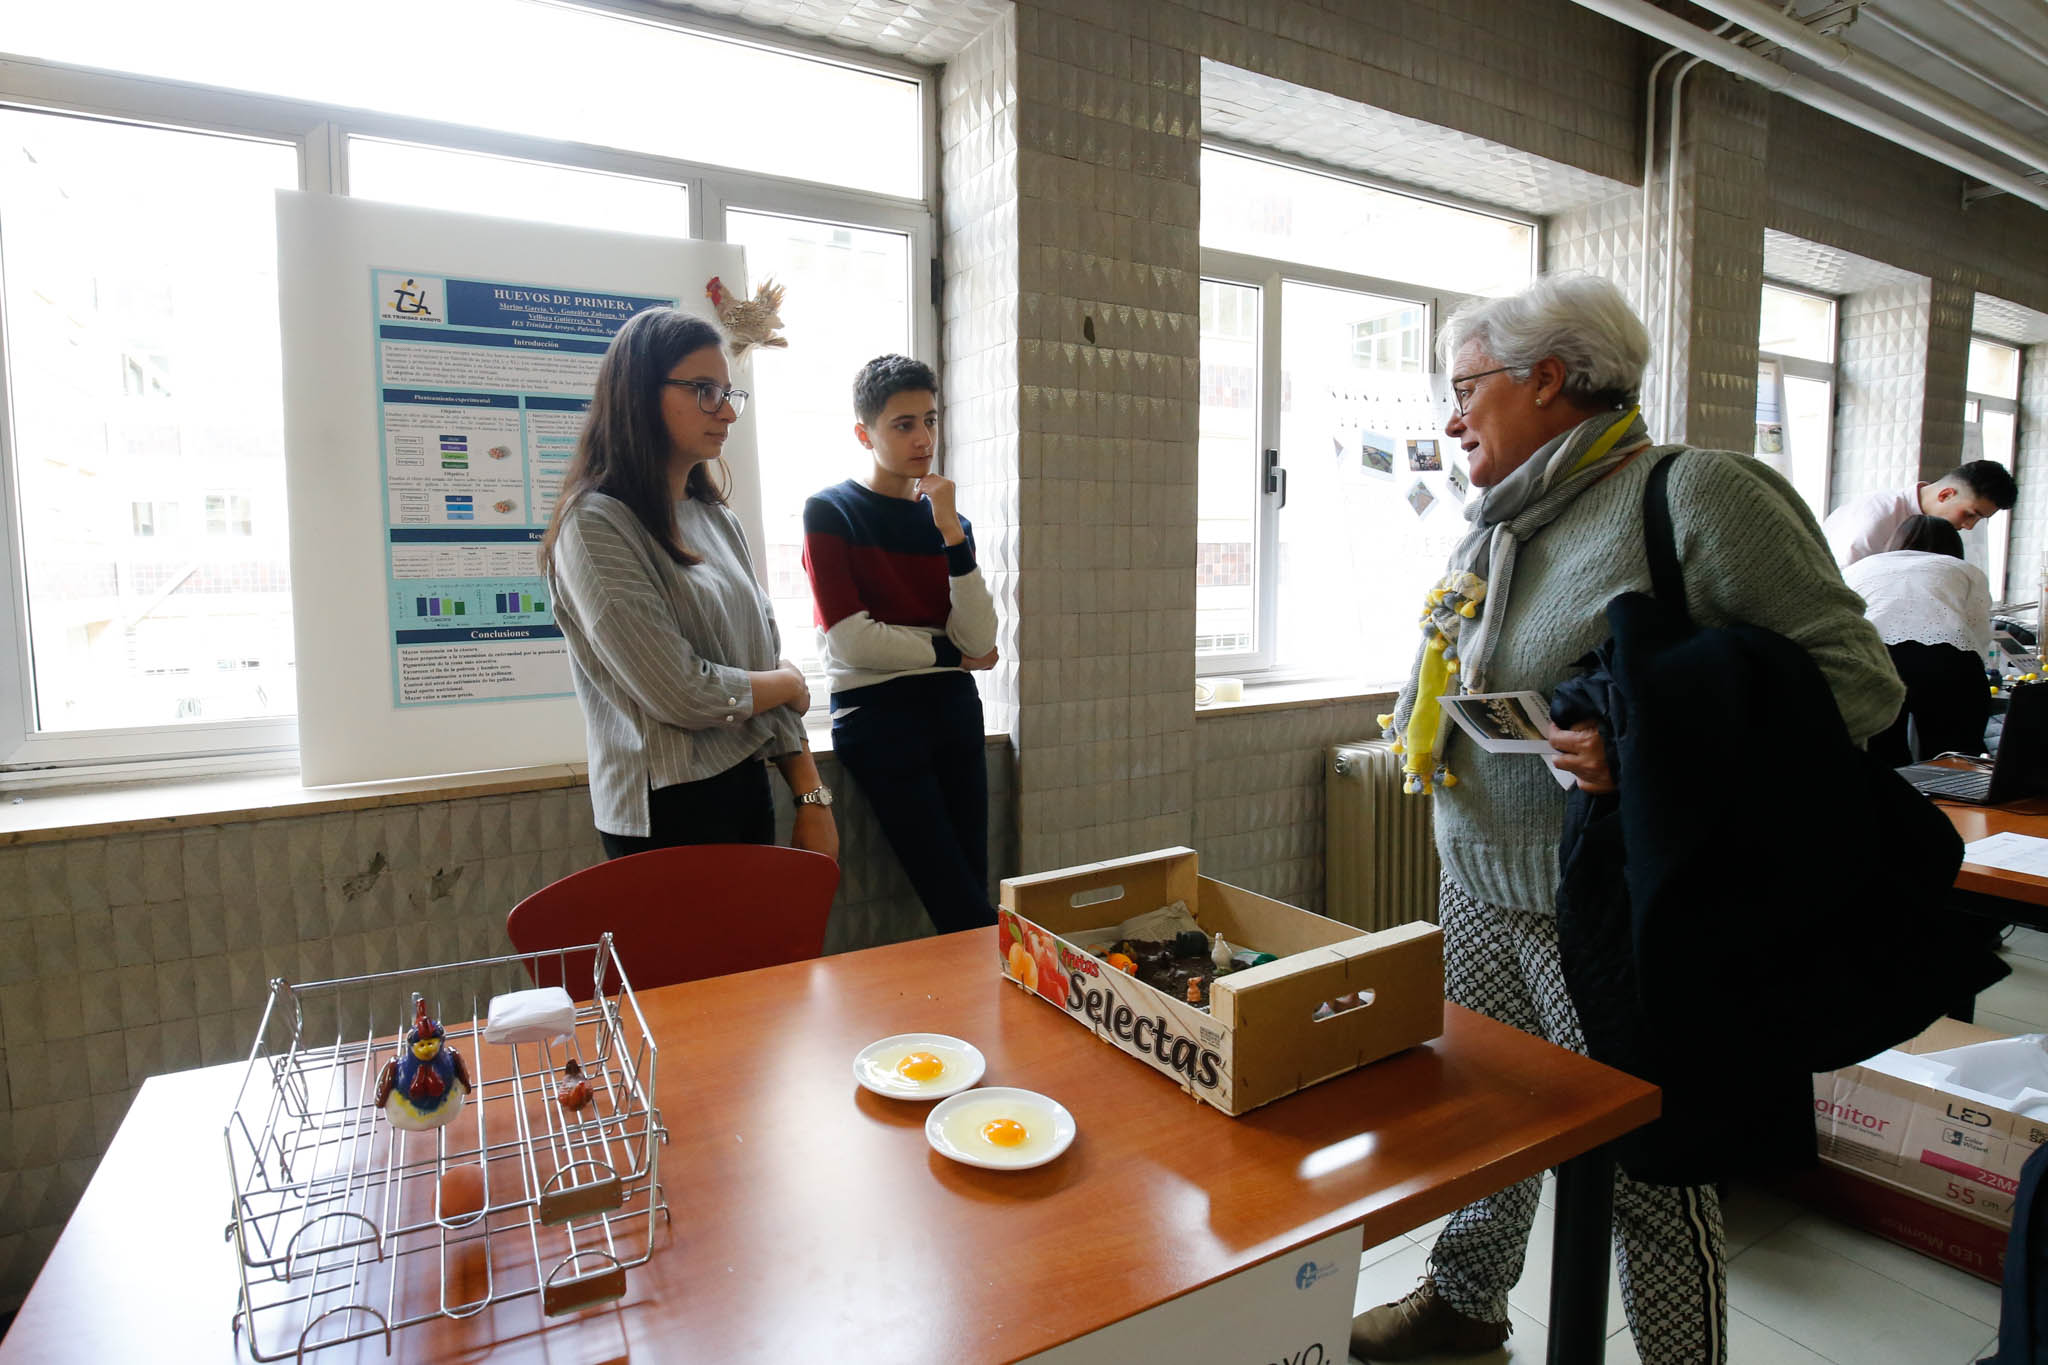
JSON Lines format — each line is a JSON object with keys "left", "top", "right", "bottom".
{"left": 1945, "top": 795, "right": 2048, "bottom": 913}
{"left": 1, "top": 928, "right": 1658, "bottom": 1364}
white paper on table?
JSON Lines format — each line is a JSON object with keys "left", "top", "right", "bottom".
{"left": 1963, "top": 831, "right": 2048, "bottom": 877}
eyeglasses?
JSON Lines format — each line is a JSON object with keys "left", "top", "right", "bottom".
{"left": 664, "top": 378, "right": 749, "bottom": 417}
{"left": 1450, "top": 366, "right": 1513, "bottom": 415}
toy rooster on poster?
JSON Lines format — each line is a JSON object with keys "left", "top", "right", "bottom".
{"left": 705, "top": 275, "right": 788, "bottom": 358}
{"left": 376, "top": 996, "right": 473, "bottom": 1132}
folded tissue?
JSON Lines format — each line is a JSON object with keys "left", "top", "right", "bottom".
{"left": 483, "top": 986, "right": 576, "bottom": 1046}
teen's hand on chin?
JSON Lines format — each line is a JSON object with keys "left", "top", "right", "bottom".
{"left": 792, "top": 805, "right": 839, "bottom": 862}
{"left": 962, "top": 646, "right": 999, "bottom": 671}
{"left": 914, "top": 475, "right": 961, "bottom": 532}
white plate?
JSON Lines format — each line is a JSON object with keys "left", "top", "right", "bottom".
{"left": 925, "top": 1087, "right": 1077, "bottom": 1170}
{"left": 852, "top": 1033, "right": 987, "bottom": 1101}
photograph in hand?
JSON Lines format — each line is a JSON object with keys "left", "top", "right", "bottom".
{"left": 1437, "top": 690, "right": 1557, "bottom": 754}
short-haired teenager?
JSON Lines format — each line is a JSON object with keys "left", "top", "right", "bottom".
{"left": 801, "top": 355, "right": 999, "bottom": 933}
{"left": 1822, "top": 459, "right": 2017, "bottom": 567}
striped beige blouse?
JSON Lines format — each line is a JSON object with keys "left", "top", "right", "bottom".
{"left": 547, "top": 492, "right": 805, "bottom": 836}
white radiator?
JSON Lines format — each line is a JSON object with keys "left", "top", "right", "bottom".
{"left": 1325, "top": 740, "right": 1440, "bottom": 931}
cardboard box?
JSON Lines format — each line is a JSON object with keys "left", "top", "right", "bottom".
{"left": 1809, "top": 1017, "right": 2048, "bottom": 1282}
{"left": 998, "top": 847, "right": 1443, "bottom": 1116}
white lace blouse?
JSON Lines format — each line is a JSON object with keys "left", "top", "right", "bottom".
{"left": 1842, "top": 550, "right": 1992, "bottom": 658}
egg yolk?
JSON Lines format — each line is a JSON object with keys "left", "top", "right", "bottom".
{"left": 981, "top": 1117, "right": 1029, "bottom": 1147}
{"left": 896, "top": 1051, "right": 945, "bottom": 1082}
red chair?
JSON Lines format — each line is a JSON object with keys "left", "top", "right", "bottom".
{"left": 506, "top": 843, "right": 841, "bottom": 999}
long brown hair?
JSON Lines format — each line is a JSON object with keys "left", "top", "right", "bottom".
{"left": 539, "top": 307, "right": 729, "bottom": 577}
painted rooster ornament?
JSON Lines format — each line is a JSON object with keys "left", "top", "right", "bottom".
{"left": 705, "top": 275, "right": 787, "bottom": 358}
{"left": 376, "top": 996, "right": 473, "bottom": 1132}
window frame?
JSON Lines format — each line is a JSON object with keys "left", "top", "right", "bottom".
{"left": 1198, "top": 246, "right": 1482, "bottom": 681}
{"left": 1756, "top": 278, "right": 1839, "bottom": 518}
{"left": 1967, "top": 333, "right": 2023, "bottom": 602}
{"left": 0, "top": 17, "right": 938, "bottom": 780}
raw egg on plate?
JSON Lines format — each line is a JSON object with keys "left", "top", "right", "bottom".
{"left": 926, "top": 1087, "right": 1077, "bottom": 1170}
{"left": 852, "top": 1033, "right": 987, "bottom": 1100}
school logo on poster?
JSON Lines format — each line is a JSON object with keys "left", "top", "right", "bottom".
{"left": 378, "top": 273, "right": 445, "bottom": 323}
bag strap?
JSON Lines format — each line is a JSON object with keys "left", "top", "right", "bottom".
{"left": 1643, "top": 450, "right": 1693, "bottom": 626}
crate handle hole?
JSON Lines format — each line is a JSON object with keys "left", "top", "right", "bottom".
{"left": 1069, "top": 884, "right": 1125, "bottom": 909}
{"left": 1311, "top": 989, "right": 1375, "bottom": 1022}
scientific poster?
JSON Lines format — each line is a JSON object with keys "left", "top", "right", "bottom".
{"left": 371, "top": 273, "right": 673, "bottom": 706}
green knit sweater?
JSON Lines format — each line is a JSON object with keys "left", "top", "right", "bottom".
{"left": 1405, "top": 446, "right": 1905, "bottom": 914}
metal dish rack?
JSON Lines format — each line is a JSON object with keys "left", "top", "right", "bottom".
{"left": 223, "top": 935, "right": 667, "bottom": 1361}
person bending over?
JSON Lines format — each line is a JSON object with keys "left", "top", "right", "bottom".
{"left": 1845, "top": 513, "right": 1993, "bottom": 766}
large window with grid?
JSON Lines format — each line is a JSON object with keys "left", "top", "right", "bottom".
{"left": 1754, "top": 281, "right": 1838, "bottom": 521}
{"left": 0, "top": 2, "right": 934, "bottom": 776}
{"left": 1195, "top": 145, "right": 1536, "bottom": 682}
{"left": 1967, "top": 336, "right": 2022, "bottom": 600}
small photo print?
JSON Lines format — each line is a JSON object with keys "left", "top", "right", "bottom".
{"left": 1438, "top": 690, "right": 1557, "bottom": 754}
{"left": 1361, "top": 431, "right": 1397, "bottom": 480}
{"left": 1406, "top": 437, "right": 1443, "bottom": 472}
{"left": 1447, "top": 461, "right": 1471, "bottom": 501}
{"left": 1406, "top": 479, "right": 1437, "bottom": 518}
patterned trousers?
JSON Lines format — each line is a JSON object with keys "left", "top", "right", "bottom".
{"left": 1427, "top": 878, "right": 1728, "bottom": 1365}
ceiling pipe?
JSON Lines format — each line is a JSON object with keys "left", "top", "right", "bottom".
{"left": 1938, "top": 0, "right": 2048, "bottom": 74}
{"left": 1864, "top": 5, "right": 2048, "bottom": 125}
{"left": 1684, "top": 0, "right": 2048, "bottom": 178}
{"left": 1563, "top": 0, "right": 2048, "bottom": 215}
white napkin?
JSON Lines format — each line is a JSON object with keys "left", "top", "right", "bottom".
{"left": 483, "top": 986, "right": 576, "bottom": 1046}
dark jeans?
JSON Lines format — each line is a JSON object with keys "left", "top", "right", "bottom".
{"left": 1870, "top": 640, "right": 1992, "bottom": 768}
{"left": 600, "top": 758, "right": 775, "bottom": 859}
{"left": 832, "top": 671, "right": 995, "bottom": 935}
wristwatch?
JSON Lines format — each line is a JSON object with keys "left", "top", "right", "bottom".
{"left": 795, "top": 784, "right": 834, "bottom": 808}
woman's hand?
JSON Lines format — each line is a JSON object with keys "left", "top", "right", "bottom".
{"left": 779, "top": 661, "right": 811, "bottom": 715}
{"left": 962, "top": 645, "right": 1000, "bottom": 671}
{"left": 1548, "top": 721, "right": 1616, "bottom": 794}
{"left": 792, "top": 804, "right": 839, "bottom": 862}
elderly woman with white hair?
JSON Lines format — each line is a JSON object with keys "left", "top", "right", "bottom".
{"left": 1352, "top": 275, "right": 1900, "bottom": 1363}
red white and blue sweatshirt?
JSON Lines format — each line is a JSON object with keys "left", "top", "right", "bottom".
{"left": 801, "top": 479, "right": 999, "bottom": 709}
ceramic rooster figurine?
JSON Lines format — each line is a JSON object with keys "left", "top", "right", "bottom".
{"left": 376, "top": 996, "right": 472, "bottom": 1132}
{"left": 705, "top": 275, "right": 787, "bottom": 358}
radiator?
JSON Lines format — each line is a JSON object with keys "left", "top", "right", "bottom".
{"left": 1325, "top": 740, "right": 1441, "bottom": 931}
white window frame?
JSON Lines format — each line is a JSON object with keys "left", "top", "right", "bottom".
{"left": 1967, "top": 333, "right": 2023, "bottom": 602}
{"left": 1757, "top": 278, "right": 1839, "bottom": 516}
{"left": 0, "top": 14, "right": 938, "bottom": 781}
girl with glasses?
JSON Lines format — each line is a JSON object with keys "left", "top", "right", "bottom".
{"left": 540, "top": 307, "right": 837, "bottom": 862}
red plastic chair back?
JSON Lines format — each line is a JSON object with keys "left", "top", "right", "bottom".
{"left": 506, "top": 843, "right": 841, "bottom": 999}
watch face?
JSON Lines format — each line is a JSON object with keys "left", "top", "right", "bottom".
{"left": 803, "top": 786, "right": 834, "bottom": 807}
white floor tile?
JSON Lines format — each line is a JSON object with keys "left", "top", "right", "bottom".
{"left": 2000, "top": 924, "right": 2048, "bottom": 964}
{"left": 1970, "top": 1007, "right": 2040, "bottom": 1036}
{"left": 1362, "top": 1235, "right": 1412, "bottom": 1273}
{"left": 1722, "top": 1308, "right": 1840, "bottom": 1365}
{"left": 1780, "top": 1212, "right": 2002, "bottom": 1326}
{"left": 1729, "top": 1223, "right": 2001, "bottom": 1365}
{"left": 1721, "top": 1179, "right": 1803, "bottom": 1257}
{"left": 1978, "top": 950, "right": 2048, "bottom": 1028}
{"left": 1349, "top": 1240, "right": 1552, "bottom": 1363}
{"left": 1405, "top": 1212, "right": 1452, "bottom": 1246}
{"left": 1966, "top": 1327, "right": 2000, "bottom": 1364}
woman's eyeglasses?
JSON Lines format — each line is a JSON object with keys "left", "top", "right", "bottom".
{"left": 1450, "top": 366, "right": 1513, "bottom": 415}
{"left": 664, "top": 378, "right": 749, "bottom": 417}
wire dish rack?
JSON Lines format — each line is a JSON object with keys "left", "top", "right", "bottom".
{"left": 223, "top": 935, "right": 667, "bottom": 1361}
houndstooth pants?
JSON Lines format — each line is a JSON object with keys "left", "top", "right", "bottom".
{"left": 1427, "top": 878, "right": 1728, "bottom": 1365}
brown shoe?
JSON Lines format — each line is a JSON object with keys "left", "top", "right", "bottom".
{"left": 1350, "top": 1277, "right": 1511, "bottom": 1360}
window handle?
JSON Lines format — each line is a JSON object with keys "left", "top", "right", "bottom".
{"left": 1265, "top": 449, "right": 1287, "bottom": 509}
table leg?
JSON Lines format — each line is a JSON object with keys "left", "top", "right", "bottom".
{"left": 1547, "top": 1146, "right": 1614, "bottom": 1365}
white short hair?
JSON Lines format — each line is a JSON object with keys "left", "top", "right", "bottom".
{"left": 1437, "top": 274, "right": 1650, "bottom": 410}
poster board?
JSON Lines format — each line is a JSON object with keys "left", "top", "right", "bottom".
{"left": 276, "top": 191, "right": 758, "bottom": 786}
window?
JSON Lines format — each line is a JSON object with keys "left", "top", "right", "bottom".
{"left": 1967, "top": 336, "right": 2022, "bottom": 599}
{"left": 1196, "top": 148, "right": 1537, "bottom": 680}
{"left": 1754, "top": 282, "right": 1837, "bottom": 520}
{"left": 0, "top": 8, "right": 933, "bottom": 772}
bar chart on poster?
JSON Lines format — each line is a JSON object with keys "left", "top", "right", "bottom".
{"left": 277, "top": 192, "right": 758, "bottom": 786}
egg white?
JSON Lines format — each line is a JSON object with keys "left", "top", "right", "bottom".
{"left": 936, "top": 1098, "right": 1061, "bottom": 1166}
{"left": 865, "top": 1041, "right": 973, "bottom": 1093}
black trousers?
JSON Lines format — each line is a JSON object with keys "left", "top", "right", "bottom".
{"left": 1870, "top": 640, "right": 1992, "bottom": 768}
{"left": 600, "top": 757, "right": 775, "bottom": 860}
{"left": 832, "top": 671, "right": 995, "bottom": 935}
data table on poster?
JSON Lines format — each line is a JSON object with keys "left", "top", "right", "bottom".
{"left": 372, "top": 271, "right": 674, "bottom": 706}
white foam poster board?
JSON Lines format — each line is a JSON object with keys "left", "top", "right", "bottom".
{"left": 275, "top": 191, "right": 758, "bottom": 786}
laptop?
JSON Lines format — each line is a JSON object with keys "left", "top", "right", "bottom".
{"left": 1898, "top": 680, "right": 2048, "bottom": 804}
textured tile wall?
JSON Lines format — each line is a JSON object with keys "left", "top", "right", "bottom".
{"left": 2009, "top": 350, "right": 2048, "bottom": 609}
{"left": 0, "top": 748, "right": 1012, "bottom": 1311}
{"left": 1671, "top": 71, "right": 1768, "bottom": 454}
{"left": 1193, "top": 699, "right": 1393, "bottom": 913}
{"left": 1922, "top": 279, "right": 1976, "bottom": 484}
{"left": 1832, "top": 282, "right": 1936, "bottom": 508}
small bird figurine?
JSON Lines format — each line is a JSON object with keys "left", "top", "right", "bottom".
{"left": 376, "top": 997, "right": 473, "bottom": 1132}
{"left": 705, "top": 275, "right": 788, "bottom": 358}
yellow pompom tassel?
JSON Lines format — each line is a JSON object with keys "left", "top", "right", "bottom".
{"left": 1445, "top": 659, "right": 1459, "bottom": 675}
{"left": 1390, "top": 741, "right": 1405, "bottom": 755}
{"left": 1376, "top": 713, "right": 1394, "bottom": 729}
{"left": 1441, "top": 771, "right": 1459, "bottom": 788}
{"left": 1428, "top": 634, "right": 1447, "bottom": 653}
{"left": 1458, "top": 601, "right": 1478, "bottom": 618}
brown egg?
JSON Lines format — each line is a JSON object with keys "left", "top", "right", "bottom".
{"left": 438, "top": 1164, "right": 487, "bottom": 1222}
